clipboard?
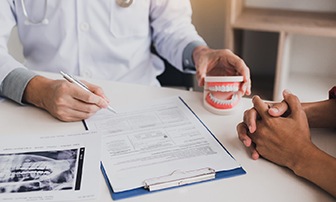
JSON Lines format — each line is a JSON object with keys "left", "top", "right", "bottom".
{"left": 101, "top": 163, "right": 246, "bottom": 200}
{"left": 88, "top": 96, "right": 246, "bottom": 200}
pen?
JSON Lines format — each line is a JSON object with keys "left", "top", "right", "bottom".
{"left": 60, "top": 71, "right": 117, "bottom": 113}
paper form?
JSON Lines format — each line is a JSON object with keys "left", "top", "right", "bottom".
{"left": 85, "top": 96, "right": 242, "bottom": 192}
{"left": 0, "top": 131, "right": 101, "bottom": 202}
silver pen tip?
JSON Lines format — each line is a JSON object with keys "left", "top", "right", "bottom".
{"left": 107, "top": 105, "right": 117, "bottom": 113}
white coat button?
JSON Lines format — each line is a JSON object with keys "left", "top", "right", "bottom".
{"left": 184, "top": 59, "right": 190, "bottom": 66}
{"left": 80, "top": 22, "right": 90, "bottom": 32}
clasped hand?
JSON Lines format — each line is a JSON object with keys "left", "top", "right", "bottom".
{"left": 237, "top": 90, "right": 313, "bottom": 169}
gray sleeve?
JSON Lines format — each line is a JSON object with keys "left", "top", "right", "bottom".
{"left": 0, "top": 68, "right": 38, "bottom": 105}
{"left": 182, "top": 41, "right": 207, "bottom": 73}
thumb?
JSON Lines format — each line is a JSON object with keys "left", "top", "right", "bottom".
{"left": 282, "top": 89, "right": 302, "bottom": 118}
{"left": 268, "top": 100, "right": 289, "bottom": 117}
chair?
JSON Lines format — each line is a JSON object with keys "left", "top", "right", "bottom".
{"left": 153, "top": 46, "right": 195, "bottom": 91}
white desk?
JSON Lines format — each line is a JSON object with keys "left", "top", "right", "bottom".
{"left": 1, "top": 72, "right": 335, "bottom": 202}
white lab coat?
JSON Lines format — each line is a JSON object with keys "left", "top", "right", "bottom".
{"left": 0, "top": 0, "right": 205, "bottom": 86}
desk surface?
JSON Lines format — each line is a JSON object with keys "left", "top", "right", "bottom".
{"left": 1, "top": 72, "right": 335, "bottom": 202}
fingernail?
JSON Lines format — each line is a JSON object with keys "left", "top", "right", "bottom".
{"left": 283, "top": 89, "right": 291, "bottom": 95}
{"left": 251, "top": 95, "right": 257, "bottom": 100}
{"left": 248, "top": 125, "right": 253, "bottom": 133}
{"left": 269, "top": 107, "right": 279, "bottom": 113}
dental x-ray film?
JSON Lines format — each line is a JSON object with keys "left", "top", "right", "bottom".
{"left": 0, "top": 131, "right": 100, "bottom": 202}
{"left": 0, "top": 148, "right": 84, "bottom": 193}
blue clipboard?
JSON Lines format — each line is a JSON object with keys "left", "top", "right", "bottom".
{"left": 100, "top": 97, "right": 246, "bottom": 200}
{"left": 101, "top": 163, "right": 246, "bottom": 200}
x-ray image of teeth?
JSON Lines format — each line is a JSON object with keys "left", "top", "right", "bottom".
{"left": 0, "top": 149, "right": 80, "bottom": 194}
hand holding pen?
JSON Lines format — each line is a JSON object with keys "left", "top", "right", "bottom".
{"left": 60, "top": 71, "right": 117, "bottom": 113}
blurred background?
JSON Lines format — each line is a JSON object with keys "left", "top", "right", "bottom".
{"left": 7, "top": 0, "right": 336, "bottom": 102}
{"left": 191, "top": 0, "right": 336, "bottom": 102}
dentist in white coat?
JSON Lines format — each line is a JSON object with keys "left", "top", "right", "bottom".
{"left": 0, "top": 0, "right": 251, "bottom": 121}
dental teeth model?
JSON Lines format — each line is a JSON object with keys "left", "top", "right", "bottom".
{"left": 203, "top": 76, "right": 243, "bottom": 115}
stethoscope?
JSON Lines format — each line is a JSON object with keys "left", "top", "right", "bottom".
{"left": 21, "top": 0, "right": 133, "bottom": 25}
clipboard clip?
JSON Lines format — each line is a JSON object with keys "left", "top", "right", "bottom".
{"left": 143, "top": 167, "right": 216, "bottom": 191}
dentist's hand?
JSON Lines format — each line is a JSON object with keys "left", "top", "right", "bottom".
{"left": 23, "top": 76, "right": 110, "bottom": 122}
{"left": 193, "top": 46, "right": 251, "bottom": 97}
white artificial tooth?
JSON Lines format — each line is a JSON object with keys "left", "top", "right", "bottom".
{"left": 209, "top": 92, "right": 234, "bottom": 105}
{"left": 210, "top": 93, "right": 215, "bottom": 101}
{"left": 30, "top": 171, "right": 37, "bottom": 178}
{"left": 232, "top": 94, "right": 236, "bottom": 101}
{"left": 225, "top": 86, "right": 229, "bottom": 92}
